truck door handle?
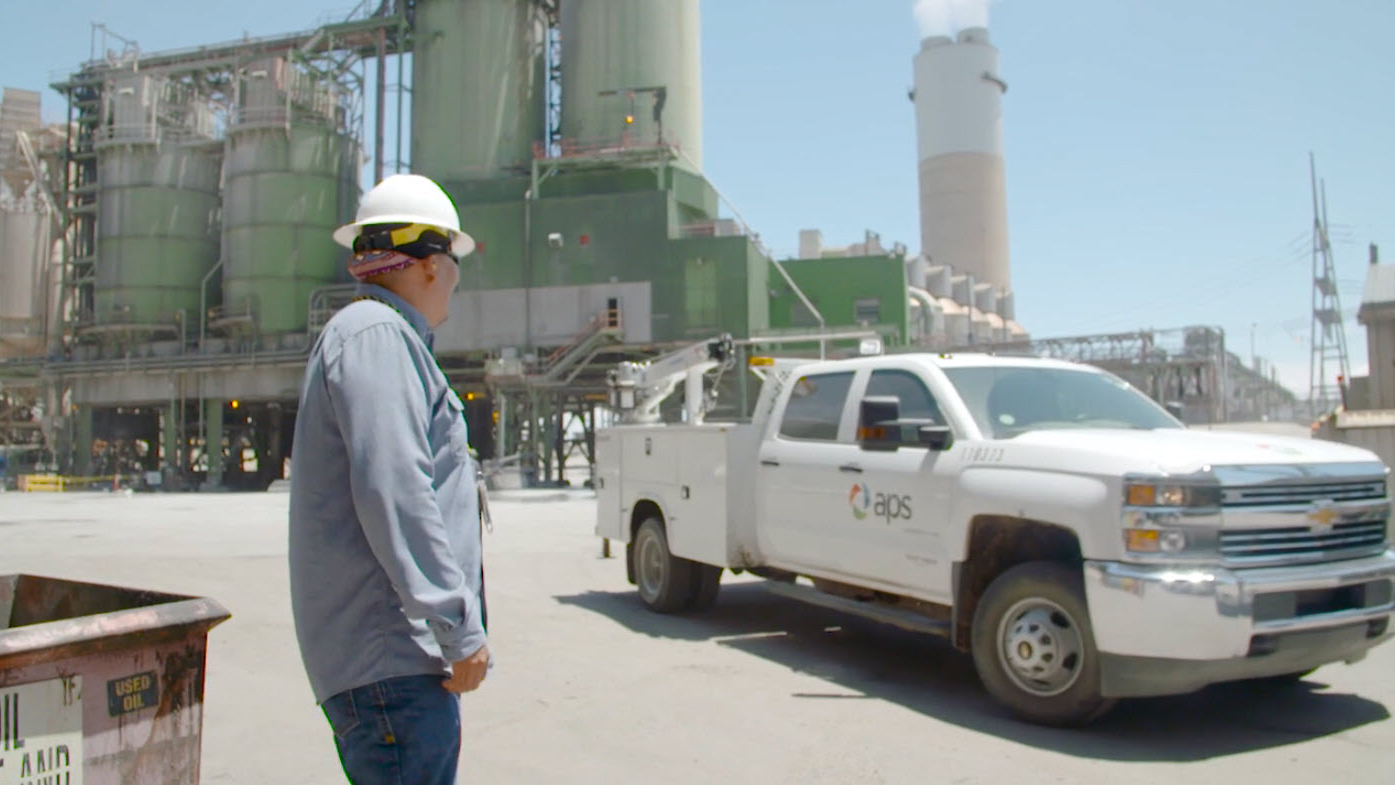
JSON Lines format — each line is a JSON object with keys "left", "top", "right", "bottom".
{"left": 760, "top": 459, "right": 780, "bottom": 467}
{"left": 839, "top": 464, "right": 863, "bottom": 474}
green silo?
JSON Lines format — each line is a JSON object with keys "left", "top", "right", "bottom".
{"left": 220, "top": 59, "right": 358, "bottom": 335}
{"left": 411, "top": 0, "right": 547, "bottom": 181}
{"left": 560, "top": 0, "right": 703, "bottom": 169}
{"left": 94, "top": 75, "right": 220, "bottom": 327}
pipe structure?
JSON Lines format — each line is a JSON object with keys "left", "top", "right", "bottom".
{"left": 907, "top": 287, "right": 939, "bottom": 344}
{"left": 199, "top": 259, "right": 224, "bottom": 346}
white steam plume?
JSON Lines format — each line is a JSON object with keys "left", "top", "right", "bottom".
{"left": 914, "top": 0, "right": 993, "bottom": 37}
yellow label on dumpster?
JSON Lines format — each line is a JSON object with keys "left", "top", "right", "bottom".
{"left": 0, "top": 676, "right": 83, "bottom": 784}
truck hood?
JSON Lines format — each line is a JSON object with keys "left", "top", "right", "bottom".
{"left": 1005, "top": 428, "right": 1385, "bottom": 476}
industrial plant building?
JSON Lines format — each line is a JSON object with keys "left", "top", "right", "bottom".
{"left": 0, "top": 1, "right": 1282, "bottom": 491}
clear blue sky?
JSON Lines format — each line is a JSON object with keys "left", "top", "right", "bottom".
{"left": 7, "top": 0, "right": 1391, "bottom": 395}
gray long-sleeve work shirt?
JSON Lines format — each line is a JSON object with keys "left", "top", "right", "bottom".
{"left": 289, "top": 283, "right": 485, "bottom": 703}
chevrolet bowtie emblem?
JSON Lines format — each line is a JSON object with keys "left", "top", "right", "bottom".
{"left": 1307, "top": 501, "right": 1339, "bottom": 528}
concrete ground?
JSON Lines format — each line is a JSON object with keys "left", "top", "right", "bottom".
{"left": 1, "top": 490, "right": 1393, "bottom": 784}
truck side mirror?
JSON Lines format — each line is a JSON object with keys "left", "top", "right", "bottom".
{"left": 858, "top": 396, "right": 902, "bottom": 451}
{"left": 918, "top": 425, "right": 954, "bottom": 451}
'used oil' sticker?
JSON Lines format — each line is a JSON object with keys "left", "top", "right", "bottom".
{"left": 106, "top": 672, "right": 157, "bottom": 717}
{"left": 0, "top": 675, "right": 83, "bottom": 784}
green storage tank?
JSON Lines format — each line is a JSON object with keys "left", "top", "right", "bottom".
{"left": 93, "top": 75, "right": 221, "bottom": 328}
{"left": 412, "top": 0, "right": 547, "bottom": 180}
{"left": 220, "top": 60, "right": 358, "bottom": 335}
{"left": 560, "top": 0, "right": 702, "bottom": 169}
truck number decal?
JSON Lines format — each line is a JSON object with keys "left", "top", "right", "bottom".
{"left": 967, "top": 446, "right": 1005, "bottom": 463}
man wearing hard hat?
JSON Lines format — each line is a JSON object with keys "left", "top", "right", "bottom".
{"left": 288, "top": 174, "right": 487, "bottom": 785}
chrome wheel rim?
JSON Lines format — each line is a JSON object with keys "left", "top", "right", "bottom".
{"left": 637, "top": 530, "right": 666, "bottom": 603}
{"left": 997, "top": 597, "right": 1084, "bottom": 697}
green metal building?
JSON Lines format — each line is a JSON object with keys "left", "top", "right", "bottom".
{"left": 767, "top": 254, "right": 911, "bottom": 346}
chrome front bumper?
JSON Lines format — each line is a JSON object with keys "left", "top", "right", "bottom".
{"left": 1084, "top": 551, "right": 1395, "bottom": 697}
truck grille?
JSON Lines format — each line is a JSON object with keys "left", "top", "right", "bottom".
{"left": 1222, "top": 480, "right": 1386, "bottom": 507}
{"left": 1221, "top": 520, "right": 1389, "bottom": 563}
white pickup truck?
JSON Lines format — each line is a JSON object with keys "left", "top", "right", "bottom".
{"left": 595, "top": 352, "right": 1395, "bottom": 725}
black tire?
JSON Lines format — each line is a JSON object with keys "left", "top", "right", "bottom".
{"left": 633, "top": 518, "right": 695, "bottom": 613}
{"left": 686, "top": 564, "right": 723, "bottom": 611}
{"left": 971, "top": 561, "right": 1116, "bottom": 726}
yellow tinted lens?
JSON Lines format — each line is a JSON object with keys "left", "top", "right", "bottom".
{"left": 1126, "top": 485, "right": 1156, "bottom": 506}
{"left": 388, "top": 223, "right": 434, "bottom": 246}
{"left": 1125, "top": 529, "right": 1161, "bottom": 551}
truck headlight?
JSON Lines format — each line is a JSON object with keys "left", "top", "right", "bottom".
{"left": 1125, "top": 528, "right": 1187, "bottom": 553}
{"left": 1124, "top": 482, "right": 1222, "bottom": 508}
{"left": 1122, "top": 476, "right": 1223, "bottom": 559}
{"left": 1122, "top": 523, "right": 1221, "bottom": 557}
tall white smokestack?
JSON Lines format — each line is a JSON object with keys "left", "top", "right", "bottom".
{"left": 912, "top": 27, "right": 1010, "bottom": 294}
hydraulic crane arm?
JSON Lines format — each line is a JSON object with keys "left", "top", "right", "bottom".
{"left": 606, "top": 335, "right": 734, "bottom": 425}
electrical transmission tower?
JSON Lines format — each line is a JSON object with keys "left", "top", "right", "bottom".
{"left": 1307, "top": 153, "right": 1351, "bottom": 416}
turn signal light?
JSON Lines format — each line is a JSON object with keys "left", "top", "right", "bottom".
{"left": 1125, "top": 529, "right": 1161, "bottom": 552}
{"left": 1126, "top": 485, "right": 1156, "bottom": 506}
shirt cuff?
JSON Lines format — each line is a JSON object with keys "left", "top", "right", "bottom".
{"left": 433, "top": 619, "right": 487, "bottom": 663}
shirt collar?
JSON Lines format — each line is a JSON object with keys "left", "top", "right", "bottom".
{"left": 355, "top": 282, "right": 435, "bottom": 348}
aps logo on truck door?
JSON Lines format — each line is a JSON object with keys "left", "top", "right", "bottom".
{"left": 849, "top": 483, "right": 912, "bottom": 523}
{"left": 849, "top": 483, "right": 871, "bottom": 519}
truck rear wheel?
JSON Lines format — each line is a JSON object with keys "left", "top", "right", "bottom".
{"left": 686, "top": 564, "right": 722, "bottom": 611}
{"left": 971, "top": 561, "right": 1115, "bottom": 726}
{"left": 634, "top": 518, "right": 695, "bottom": 613}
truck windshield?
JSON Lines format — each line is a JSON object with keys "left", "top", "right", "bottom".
{"left": 941, "top": 366, "right": 1181, "bottom": 438}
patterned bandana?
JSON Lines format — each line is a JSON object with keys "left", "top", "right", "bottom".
{"left": 347, "top": 249, "right": 421, "bottom": 282}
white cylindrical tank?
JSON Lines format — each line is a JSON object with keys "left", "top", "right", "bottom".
{"left": 998, "top": 290, "right": 1016, "bottom": 321}
{"left": 970, "top": 307, "right": 994, "bottom": 344}
{"left": 940, "top": 298, "right": 970, "bottom": 347}
{"left": 560, "top": 0, "right": 702, "bottom": 169}
{"left": 974, "top": 282, "right": 997, "bottom": 315}
{"left": 924, "top": 264, "right": 952, "bottom": 298}
{"left": 0, "top": 207, "right": 50, "bottom": 357}
{"left": 951, "top": 273, "right": 975, "bottom": 306}
{"left": 907, "top": 253, "right": 928, "bottom": 289}
{"left": 912, "top": 27, "right": 1010, "bottom": 293}
{"left": 985, "top": 311, "right": 1007, "bottom": 342}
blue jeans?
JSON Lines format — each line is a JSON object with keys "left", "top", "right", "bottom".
{"left": 321, "top": 674, "right": 461, "bottom": 785}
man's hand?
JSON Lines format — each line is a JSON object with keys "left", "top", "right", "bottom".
{"left": 443, "top": 644, "right": 489, "bottom": 693}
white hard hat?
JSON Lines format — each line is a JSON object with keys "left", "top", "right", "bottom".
{"left": 333, "top": 173, "right": 475, "bottom": 257}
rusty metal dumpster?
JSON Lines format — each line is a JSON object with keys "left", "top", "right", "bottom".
{"left": 0, "top": 574, "right": 230, "bottom": 784}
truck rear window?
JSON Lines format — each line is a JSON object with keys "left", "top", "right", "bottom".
{"left": 779, "top": 372, "right": 854, "bottom": 441}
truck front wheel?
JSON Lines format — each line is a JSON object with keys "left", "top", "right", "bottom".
{"left": 971, "top": 561, "right": 1115, "bottom": 726}
{"left": 634, "top": 518, "right": 695, "bottom": 613}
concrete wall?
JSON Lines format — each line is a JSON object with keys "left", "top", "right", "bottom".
{"left": 1366, "top": 318, "right": 1395, "bottom": 409}
{"left": 1319, "top": 409, "right": 1395, "bottom": 471}
{"left": 69, "top": 365, "right": 304, "bottom": 406}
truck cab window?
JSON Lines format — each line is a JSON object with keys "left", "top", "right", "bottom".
{"left": 867, "top": 369, "right": 944, "bottom": 424}
{"left": 778, "top": 372, "right": 854, "bottom": 441}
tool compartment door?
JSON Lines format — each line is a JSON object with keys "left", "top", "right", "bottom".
{"left": 665, "top": 426, "right": 732, "bottom": 566}
{"left": 594, "top": 429, "right": 625, "bottom": 540}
